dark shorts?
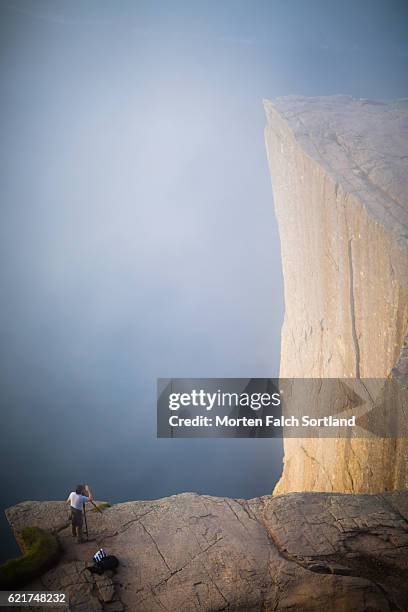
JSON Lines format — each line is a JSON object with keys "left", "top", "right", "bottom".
{"left": 71, "top": 507, "right": 83, "bottom": 527}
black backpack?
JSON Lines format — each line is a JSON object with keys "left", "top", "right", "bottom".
{"left": 87, "top": 555, "right": 119, "bottom": 575}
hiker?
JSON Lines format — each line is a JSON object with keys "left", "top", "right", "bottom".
{"left": 67, "top": 484, "right": 93, "bottom": 543}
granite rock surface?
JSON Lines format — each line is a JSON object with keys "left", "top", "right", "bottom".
{"left": 6, "top": 491, "right": 408, "bottom": 611}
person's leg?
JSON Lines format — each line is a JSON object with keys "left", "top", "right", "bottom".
{"left": 76, "top": 513, "right": 84, "bottom": 543}
{"left": 70, "top": 509, "right": 77, "bottom": 538}
{"left": 71, "top": 508, "right": 83, "bottom": 542}
{"left": 77, "top": 525, "right": 83, "bottom": 542}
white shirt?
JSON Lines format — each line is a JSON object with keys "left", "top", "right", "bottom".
{"left": 68, "top": 491, "right": 89, "bottom": 510}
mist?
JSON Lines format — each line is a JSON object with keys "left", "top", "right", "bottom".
{"left": 1, "top": 0, "right": 407, "bottom": 560}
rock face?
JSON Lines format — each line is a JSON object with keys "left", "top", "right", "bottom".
{"left": 264, "top": 96, "right": 408, "bottom": 494}
{"left": 6, "top": 491, "right": 408, "bottom": 611}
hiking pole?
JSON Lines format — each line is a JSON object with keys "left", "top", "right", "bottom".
{"left": 83, "top": 503, "right": 89, "bottom": 541}
{"left": 90, "top": 500, "right": 103, "bottom": 514}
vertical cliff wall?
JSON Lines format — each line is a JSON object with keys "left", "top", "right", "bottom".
{"left": 264, "top": 96, "right": 408, "bottom": 493}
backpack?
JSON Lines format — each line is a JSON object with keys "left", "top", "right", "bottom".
{"left": 87, "top": 548, "right": 119, "bottom": 575}
{"left": 95, "top": 555, "right": 119, "bottom": 571}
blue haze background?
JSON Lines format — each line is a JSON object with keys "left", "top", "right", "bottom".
{"left": 0, "top": 0, "right": 407, "bottom": 560}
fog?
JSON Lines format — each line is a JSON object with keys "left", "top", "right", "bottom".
{"left": 1, "top": 0, "right": 407, "bottom": 559}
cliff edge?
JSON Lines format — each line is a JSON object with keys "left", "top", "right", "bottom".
{"left": 5, "top": 491, "right": 408, "bottom": 611}
{"left": 264, "top": 96, "right": 408, "bottom": 494}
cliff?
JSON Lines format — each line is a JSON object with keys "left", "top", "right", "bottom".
{"left": 5, "top": 491, "right": 408, "bottom": 611}
{"left": 264, "top": 96, "right": 408, "bottom": 494}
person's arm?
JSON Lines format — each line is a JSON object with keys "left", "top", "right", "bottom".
{"left": 84, "top": 485, "right": 93, "bottom": 502}
{"left": 66, "top": 493, "right": 72, "bottom": 504}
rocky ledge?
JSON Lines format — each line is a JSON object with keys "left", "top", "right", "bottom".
{"left": 5, "top": 491, "right": 408, "bottom": 611}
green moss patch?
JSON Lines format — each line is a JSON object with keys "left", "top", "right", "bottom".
{"left": 0, "top": 527, "right": 61, "bottom": 589}
{"left": 91, "top": 501, "right": 110, "bottom": 512}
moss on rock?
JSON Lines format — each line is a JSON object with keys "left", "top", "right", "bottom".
{"left": 91, "top": 501, "right": 110, "bottom": 512}
{"left": 0, "top": 527, "right": 61, "bottom": 589}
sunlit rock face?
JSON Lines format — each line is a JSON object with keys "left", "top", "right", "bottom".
{"left": 264, "top": 96, "right": 408, "bottom": 494}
